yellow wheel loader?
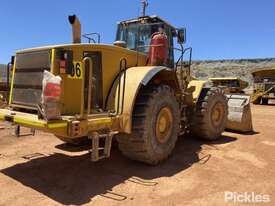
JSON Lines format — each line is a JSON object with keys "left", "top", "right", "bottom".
{"left": 0, "top": 13, "right": 230, "bottom": 165}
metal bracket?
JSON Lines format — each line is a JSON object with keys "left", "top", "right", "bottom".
{"left": 70, "top": 120, "right": 81, "bottom": 136}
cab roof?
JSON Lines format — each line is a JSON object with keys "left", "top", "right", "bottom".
{"left": 118, "top": 15, "right": 177, "bottom": 31}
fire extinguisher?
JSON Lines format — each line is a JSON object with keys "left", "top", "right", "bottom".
{"left": 148, "top": 32, "right": 169, "bottom": 66}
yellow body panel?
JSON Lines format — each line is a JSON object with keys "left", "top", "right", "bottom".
{"left": 0, "top": 108, "right": 67, "bottom": 135}
{"left": 187, "top": 80, "right": 207, "bottom": 103}
{"left": 0, "top": 108, "right": 120, "bottom": 138}
{"left": 10, "top": 44, "right": 147, "bottom": 115}
{"left": 57, "top": 44, "right": 145, "bottom": 115}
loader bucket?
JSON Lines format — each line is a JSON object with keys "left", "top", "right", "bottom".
{"left": 226, "top": 94, "right": 253, "bottom": 132}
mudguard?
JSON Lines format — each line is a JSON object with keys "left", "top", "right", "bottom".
{"left": 187, "top": 80, "right": 207, "bottom": 104}
{"left": 106, "top": 66, "right": 178, "bottom": 133}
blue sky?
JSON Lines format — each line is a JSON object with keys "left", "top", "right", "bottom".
{"left": 0, "top": 0, "right": 274, "bottom": 63}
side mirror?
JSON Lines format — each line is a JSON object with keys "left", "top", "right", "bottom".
{"left": 177, "top": 28, "right": 186, "bottom": 44}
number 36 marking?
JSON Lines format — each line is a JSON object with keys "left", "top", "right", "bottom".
{"left": 68, "top": 62, "right": 82, "bottom": 79}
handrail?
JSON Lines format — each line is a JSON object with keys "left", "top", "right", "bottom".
{"left": 175, "top": 47, "right": 192, "bottom": 72}
{"left": 80, "top": 57, "right": 93, "bottom": 118}
{"left": 121, "top": 59, "right": 127, "bottom": 114}
{"left": 116, "top": 58, "right": 127, "bottom": 115}
{"left": 82, "top": 33, "right": 101, "bottom": 44}
{"left": 174, "top": 46, "right": 192, "bottom": 91}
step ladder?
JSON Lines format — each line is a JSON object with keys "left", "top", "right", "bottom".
{"left": 88, "top": 131, "right": 118, "bottom": 162}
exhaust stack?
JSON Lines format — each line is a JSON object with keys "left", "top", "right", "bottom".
{"left": 68, "top": 15, "right": 81, "bottom": 44}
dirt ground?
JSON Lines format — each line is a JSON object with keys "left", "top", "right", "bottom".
{"left": 0, "top": 104, "right": 274, "bottom": 206}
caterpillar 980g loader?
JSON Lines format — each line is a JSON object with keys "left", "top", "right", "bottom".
{"left": 0, "top": 13, "right": 230, "bottom": 165}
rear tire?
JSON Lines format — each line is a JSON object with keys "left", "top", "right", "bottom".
{"left": 190, "top": 87, "right": 228, "bottom": 140}
{"left": 116, "top": 84, "right": 180, "bottom": 165}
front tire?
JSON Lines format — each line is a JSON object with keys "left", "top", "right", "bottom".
{"left": 190, "top": 87, "right": 228, "bottom": 140}
{"left": 116, "top": 84, "right": 180, "bottom": 165}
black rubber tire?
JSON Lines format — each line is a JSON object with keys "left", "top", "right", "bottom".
{"left": 261, "top": 98, "right": 268, "bottom": 105}
{"left": 55, "top": 136, "right": 89, "bottom": 146}
{"left": 253, "top": 97, "right": 261, "bottom": 105}
{"left": 116, "top": 84, "right": 180, "bottom": 165}
{"left": 190, "top": 87, "right": 228, "bottom": 140}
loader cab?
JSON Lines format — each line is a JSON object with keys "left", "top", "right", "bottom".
{"left": 115, "top": 15, "right": 177, "bottom": 68}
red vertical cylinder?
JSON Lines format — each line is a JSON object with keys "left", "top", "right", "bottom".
{"left": 148, "top": 32, "right": 169, "bottom": 66}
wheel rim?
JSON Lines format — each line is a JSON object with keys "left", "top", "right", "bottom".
{"left": 156, "top": 107, "right": 173, "bottom": 144}
{"left": 211, "top": 102, "right": 224, "bottom": 126}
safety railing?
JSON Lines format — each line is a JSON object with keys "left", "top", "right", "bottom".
{"left": 82, "top": 33, "right": 101, "bottom": 44}
{"left": 174, "top": 46, "right": 192, "bottom": 91}
{"left": 116, "top": 58, "right": 127, "bottom": 115}
{"left": 80, "top": 57, "right": 93, "bottom": 118}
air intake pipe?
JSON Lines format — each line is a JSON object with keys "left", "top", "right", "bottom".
{"left": 68, "top": 15, "right": 81, "bottom": 44}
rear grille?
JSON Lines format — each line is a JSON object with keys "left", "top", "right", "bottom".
{"left": 11, "top": 50, "right": 51, "bottom": 109}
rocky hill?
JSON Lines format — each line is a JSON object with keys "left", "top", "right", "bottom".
{"left": 191, "top": 58, "right": 275, "bottom": 86}
{"left": 0, "top": 64, "right": 7, "bottom": 82}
